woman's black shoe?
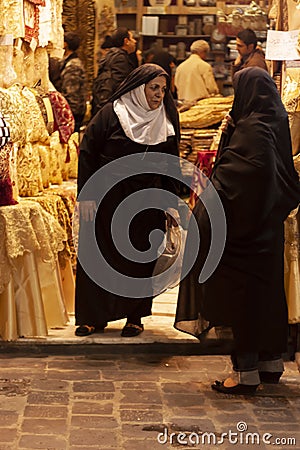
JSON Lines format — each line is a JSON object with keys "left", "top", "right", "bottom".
{"left": 75, "top": 323, "right": 107, "bottom": 337}
{"left": 211, "top": 380, "right": 259, "bottom": 395}
{"left": 121, "top": 323, "right": 144, "bottom": 337}
{"left": 259, "top": 371, "right": 282, "bottom": 384}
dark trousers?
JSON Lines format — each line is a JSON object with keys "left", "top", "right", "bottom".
{"left": 231, "top": 351, "right": 284, "bottom": 385}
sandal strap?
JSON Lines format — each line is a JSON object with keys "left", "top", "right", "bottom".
{"left": 78, "top": 325, "right": 95, "bottom": 333}
{"left": 125, "top": 323, "right": 143, "bottom": 331}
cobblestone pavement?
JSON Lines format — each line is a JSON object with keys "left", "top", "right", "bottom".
{"left": 0, "top": 353, "right": 299, "bottom": 450}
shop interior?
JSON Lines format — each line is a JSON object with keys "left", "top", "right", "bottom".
{"left": 0, "top": 0, "right": 299, "bottom": 355}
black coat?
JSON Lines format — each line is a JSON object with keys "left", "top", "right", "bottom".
{"left": 76, "top": 64, "right": 180, "bottom": 326}
{"left": 175, "top": 67, "right": 300, "bottom": 353}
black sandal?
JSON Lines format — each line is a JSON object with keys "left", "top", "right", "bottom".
{"left": 75, "top": 323, "right": 107, "bottom": 337}
{"left": 75, "top": 325, "right": 96, "bottom": 336}
{"left": 121, "top": 323, "right": 144, "bottom": 337}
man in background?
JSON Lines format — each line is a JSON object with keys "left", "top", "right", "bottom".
{"left": 60, "top": 31, "right": 87, "bottom": 132}
{"left": 91, "top": 27, "right": 137, "bottom": 116}
{"left": 174, "top": 40, "right": 219, "bottom": 103}
{"left": 233, "top": 28, "right": 268, "bottom": 75}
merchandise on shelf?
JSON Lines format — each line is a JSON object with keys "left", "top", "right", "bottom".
{"left": 179, "top": 94, "right": 233, "bottom": 128}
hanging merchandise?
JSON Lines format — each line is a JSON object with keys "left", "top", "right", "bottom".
{"left": 0, "top": 112, "right": 17, "bottom": 206}
{"left": 0, "top": 113, "right": 10, "bottom": 149}
{"left": 0, "top": 35, "right": 17, "bottom": 88}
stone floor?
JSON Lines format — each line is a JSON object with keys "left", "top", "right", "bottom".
{"left": 0, "top": 353, "right": 299, "bottom": 450}
{"left": 1, "top": 288, "right": 300, "bottom": 449}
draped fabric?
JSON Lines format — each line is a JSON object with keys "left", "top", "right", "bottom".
{"left": 285, "top": 154, "right": 300, "bottom": 323}
{"left": 0, "top": 0, "right": 24, "bottom": 38}
{"left": 0, "top": 143, "right": 17, "bottom": 207}
{"left": 0, "top": 201, "right": 66, "bottom": 295}
{"left": 175, "top": 67, "right": 300, "bottom": 354}
{"left": 48, "top": 91, "right": 75, "bottom": 144}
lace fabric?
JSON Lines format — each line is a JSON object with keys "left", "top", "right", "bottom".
{"left": 17, "top": 142, "right": 43, "bottom": 196}
{"left": 0, "top": 201, "right": 66, "bottom": 294}
{"left": 284, "top": 153, "right": 300, "bottom": 323}
{"left": 0, "top": 0, "right": 24, "bottom": 38}
{"left": 23, "top": 191, "right": 75, "bottom": 268}
{"left": 0, "top": 86, "right": 26, "bottom": 146}
{"left": 21, "top": 86, "right": 50, "bottom": 144}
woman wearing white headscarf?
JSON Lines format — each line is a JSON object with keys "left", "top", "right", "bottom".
{"left": 75, "top": 64, "right": 180, "bottom": 337}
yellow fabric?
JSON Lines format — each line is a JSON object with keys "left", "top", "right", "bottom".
{"left": 22, "top": 193, "right": 73, "bottom": 268}
{"left": 17, "top": 142, "right": 44, "bottom": 196}
{"left": 0, "top": 0, "right": 24, "bottom": 38}
{"left": 0, "top": 201, "right": 66, "bottom": 295}
{"left": 9, "top": 143, "right": 19, "bottom": 199}
{"left": 284, "top": 154, "right": 300, "bottom": 324}
{"left": 59, "top": 258, "right": 75, "bottom": 314}
{"left": 0, "top": 254, "right": 71, "bottom": 341}
{"left": 68, "top": 132, "right": 79, "bottom": 179}
{"left": 42, "top": 95, "right": 55, "bottom": 135}
{"left": 0, "top": 278, "right": 18, "bottom": 341}
{"left": 35, "top": 257, "right": 69, "bottom": 328}
{"left": 0, "top": 85, "right": 26, "bottom": 146}
{"left": 49, "top": 131, "right": 63, "bottom": 185}
{"left": 37, "top": 143, "right": 51, "bottom": 189}
{"left": 13, "top": 252, "right": 48, "bottom": 338}
{"left": 0, "top": 201, "right": 70, "bottom": 341}
{"left": 21, "top": 86, "right": 50, "bottom": 144}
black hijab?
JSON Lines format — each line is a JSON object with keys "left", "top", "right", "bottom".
{"left": 109, "top": 63, "right": 180, "bottom": 141}
{"left": 214, "top": 67, "right": 299, "bottom": 236}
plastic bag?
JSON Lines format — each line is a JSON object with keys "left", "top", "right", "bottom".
{"left": 152, "top": 225, "right": 186, "bottom": 296}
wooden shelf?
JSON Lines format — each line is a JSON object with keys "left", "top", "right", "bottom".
{"left": 143, "top": 5, "right": 218, "bottom": 14}
{"left": 141, "top": 34, "right": 211, "bottom": 38}
{"left": 115, "top": 7, "right": 138, "bottom": 14}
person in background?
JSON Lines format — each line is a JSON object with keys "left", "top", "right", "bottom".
{"left": 91, "top": 27, "right": 137, "bottom": 116}
{"left": 100, "top": 35, "right": 114, "bottom": 56}
{"left": 175, "top": 67, "right": 300, "bottom": 395}
{"left": 60, "top": 31, "right": 87, "bottom": 132}
{"left": 75, "top": 64, "right": 181, "bottom": 338}
{"left": 144, "top": 48, "right": 177, "bottom": 96}
{"left": 174, "top": 40, "right": 219, "bottom": 102}
{"left": 48, "top": 56, "right": 62, "bottom": 91}
{"left": 233, "top": 28, "right": 268, "bottom": 75}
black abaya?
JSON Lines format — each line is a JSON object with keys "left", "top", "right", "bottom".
{"left": 175, "top": 67, "right": 300, "bottom": 354}
{"left": 75, "top": 64, "right": 180, "bottom": 327}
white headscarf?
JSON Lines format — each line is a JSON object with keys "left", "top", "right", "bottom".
{"left": 113, "top": 84, "right": 175, "bottom": 145}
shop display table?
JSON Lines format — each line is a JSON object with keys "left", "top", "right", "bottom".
{"left": 0, "top": 201, "right": 69, "bottom": 341}
{"left": 23, "top": 184, "right": 77, "bottom": 314}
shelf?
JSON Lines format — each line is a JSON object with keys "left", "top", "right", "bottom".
{"left": 143, "top": 5, "right": 218, "bottom": 14}
{"left": 115, "top": 7, "right": 138, "bottom": 14}
{"left": 141, "top": 34, "right": 211, "bottom": 38}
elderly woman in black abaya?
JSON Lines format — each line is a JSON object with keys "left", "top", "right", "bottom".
{"left": 175, "top": 67, "right": 300, "bottom": 394}
{"left": 75, "top": 64, "right": 180, "bottom": 337}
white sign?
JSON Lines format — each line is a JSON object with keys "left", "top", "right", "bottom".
{"left": 142, "top": 16, "right": 159, "bottom": 36}
{"left": 266, "top": 30, "right": 300, "bottom": 61}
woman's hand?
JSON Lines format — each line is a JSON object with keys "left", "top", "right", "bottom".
{"left": 79, "top": 200, "right": 97, "bottom": 221}
{"left": 220, "top": 113, "right": 234, "bottom": 134}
